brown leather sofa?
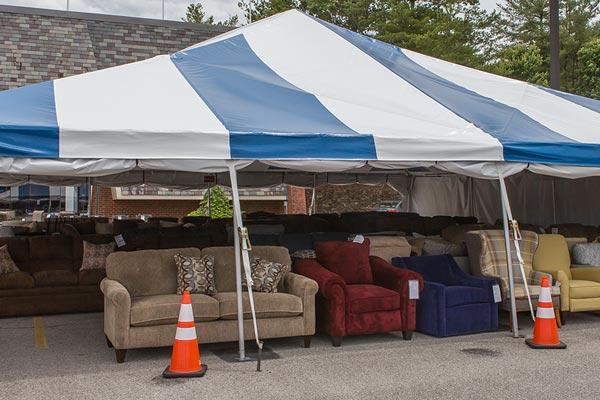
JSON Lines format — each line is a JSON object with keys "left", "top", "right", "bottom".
{"left": 0, "top": 235, "right": 106, "bottom": 317}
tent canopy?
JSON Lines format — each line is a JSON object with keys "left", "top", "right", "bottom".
{"left": 1, "top": 9, "right": 600, "bottom": 179}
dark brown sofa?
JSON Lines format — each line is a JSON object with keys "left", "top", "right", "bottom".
{"left": 0, "top": 235, "right": 105, "bottom": 317}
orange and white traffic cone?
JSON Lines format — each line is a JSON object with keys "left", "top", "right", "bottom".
{"left": 162, "top": 291, "right": 207, "bottom": 378}
{"left": 525, "top": 276, "right": 566, "bottom": 349}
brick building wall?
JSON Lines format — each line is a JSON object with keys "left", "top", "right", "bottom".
{"left": 287, "top": 186, "right": 307, "bottom": 214}
{"left": 307, "top": 184, "right": 401, "bottom": 213}
{"left": 90, "top": 187, "right": 289, "bottom": 219}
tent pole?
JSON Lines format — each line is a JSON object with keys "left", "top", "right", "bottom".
{"left": 228, "top": 161, "right": 263, "bottom": 368}
{"left": 499, "top": 175, "right": 519, "bottom": 338}
{"left": 87, "top": 178, "right": 92, "bottom": 217}
{"left": 551, "top": 178, "right": 557, "bottom": 224}
{"left": 310, "top": 174, "right": 317, "bottom": 215}
{"left": 229, "top": 165, "right": 247, "bottom": 361}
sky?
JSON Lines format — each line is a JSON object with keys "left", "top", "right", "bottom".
{"left": 0, "top": 0, "right": 504, "bottom": 23}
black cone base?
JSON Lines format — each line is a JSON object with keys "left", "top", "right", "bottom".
{"left": 525, "top": 339, "right": 566, "bottom": 349}
{"left": 162, "top": 364, "right": 207, "bottom": 379}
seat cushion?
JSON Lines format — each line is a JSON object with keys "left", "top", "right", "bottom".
{"left": 213, "top": 292, "right": 303, "bottom": 320}
{"left": 569, "top": 280, "right": 600, "bottom": 299}
{"left": 346, "top": 284, "right": 400, "bottom": 314}
{"left": 130, "top": 294, "right": 220, "bottom": 327}
{"left": 33, "top": 270, "right": 78, "bottom": 287}
{"left": 315, "top": 240, "right": 373, "bottom": 285}
{"left": 445, "top": 286, "right": 488, "bottom": 308}
{"left": 0, "top": 271, "right": 34, "bottom": 290}
{"left": 78, "top": 269, "right": 106, "bottom": 286}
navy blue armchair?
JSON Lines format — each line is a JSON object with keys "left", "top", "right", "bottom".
{"left": 391, "top": 255, "right": 498, "bottom": 337}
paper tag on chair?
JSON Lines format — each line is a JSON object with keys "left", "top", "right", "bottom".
{"left": 352, "top": 234, "right": 365, "bottom": 244}
{"left": 409, "top": 280, "right": 419, "bottom": 299}
{"left": 492, "top": 284, "right": 502, "bottom": 303}
{"left": 114, "top": 234, "right": 126, "bottom": 248}
{"left": 555, "top": 281, "right": 561, "bottom": 287}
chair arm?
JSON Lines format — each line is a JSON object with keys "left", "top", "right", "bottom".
{"left": 370, "top": 256, "right": 424, "bottom": 331}
{"left": 293, "top": 259, "right": 346, "bottom": 301}
{"left": 371, "top": 256, "right": 424, "bottom": 293}
{"left": 421, "top": 281, "right": 446, "bottom": 306}
{"left": 571, "top": 267, "right": 600, "bottom": 282}
{"left": 100, "top": 278, "right": 131, "bottom": 348}
{"left": 529, "top": 270, "right": 553, "bottom": 286}
{"left": 456, "top": 275, "right": 498, "bottom": 303}
{"left": 293, "top": 258, "right": 347, "bottom": 337}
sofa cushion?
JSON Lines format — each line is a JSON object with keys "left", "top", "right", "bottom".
{"left": 33, "top": 270, "right": 78, "bottom": 287}
{"left": 315, "top": 240, "right": 373, "bottom": 285}
{"left": 278, "top": 233, "right": 313, "bottom": 254}
{"left": 29, "top": 235, "right": 74, "bottom": 272}
{"left": 0, "top": 271, "right": 34, "bottom": 290}
{"left": 95, "top": 222, "right": 113, "bottom": 235}
{"left": 445, "top": 286, "right": 489, "bottom": 307}
{"left": 346, "top": 284, "right": 400, "bottom": 314}
{"left": 159, "top": 230, "right": 211, "bottom": 250}
{"left": 242, "top": 256, "right": 289, "bottom": 293}
{"left": 291, "top": 249, "right": 316, "bottom": 259}
{"left": 130, "top": 294, "right": 220, "bottom": 326}
{"left": 569, "top": 280, "right": 600, "bottom": 299}
{"left": 573, "top": 243, "right": 600, "bottom": 267}
{"left": 201, "top": 246, "right": 292, "bottom": 293}
{"left": 78, "top": 269, "right": 106, "bottom": 286}
{"left": 174, "top": 254, "right": 217, "bottom": 295}
{"left": 366, "top": 236, "right": 412, "bottom": 263}
{"left": 0, "top": 238, "right": 29, "bottom": 272}
{"left": 80, "top": 241, "right": 115, "bottom": 270}
{"left": 0, "top": 244, "right": 19, "bottom": 275}
{"left": 106, "top": 248, "right": 202, "bottom": 297}
{"left": 213, "top": 292, "right": 303, "bottom": 320}
{"left": 422, "top": 239, "right": 467, "bottom": 257}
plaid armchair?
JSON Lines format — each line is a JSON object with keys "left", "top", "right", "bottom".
{"left": 465, "top": 230, "right": 560, "bottom": 312}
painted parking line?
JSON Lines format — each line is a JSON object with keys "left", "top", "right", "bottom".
{"left": 33, "top": 316, "right": 47, "bottom": 349}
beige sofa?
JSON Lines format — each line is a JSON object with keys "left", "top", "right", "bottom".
{"left": 101, "top": 246, "right": 318, "bottom": 363}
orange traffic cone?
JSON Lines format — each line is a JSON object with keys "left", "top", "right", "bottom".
{"left": 162, "top": 291, "right": 207, "bottom": 378}
{"left": 525, "top": 276, "right": 566, "bottom": 349}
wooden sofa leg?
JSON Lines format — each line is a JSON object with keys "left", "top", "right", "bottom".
{"left": 331, "top": 336, "right": 342, "bottom": 347}
{"left": 115, "top": 349, "right": 127, "bottom": 363}
{"left": 402, "top": 330, "right": 414, "bottom": 340}
{"left": 105, "top": 335, "right": 114, "bottom": 348}
{"left": 303, "top": 335, "right": 312, "bottom": 348}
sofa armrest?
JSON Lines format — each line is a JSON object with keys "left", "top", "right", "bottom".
{"left": 370, "top": 256, "right": 424, "bottom": 331}
{"left": 284, "top": 272, "right": 319, "bottom": 336}
{"left": 100, "top": 278, "right": 131, "bottom": 349}
{"left": 455, "top": 274, "right": 498, "bottom": 303}
{"left": 571, "top": 267, "right": 600, "bottom": 282}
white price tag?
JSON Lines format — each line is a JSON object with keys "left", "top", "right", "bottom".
{"left": 409, "top": 280, "right": 419, "bottom": 299}
{"left": 555, "top": 281, "right": 561, "bottom": 287}
{"left": 492, "top": 284, "right": 502, "bottom": 303}
{"left": 114, "top": 234, "right": 126, "bottom": 248}
{"left": 352, "top": 234, "right": 365, "bottom": 244}
{"left": 551, "top": 228, "right": 559, "bottom": 234}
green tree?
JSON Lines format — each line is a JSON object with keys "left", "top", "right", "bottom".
{"left": 491, "top": 44, "right": 549, "bottom": 85}
{"left": 576, "top": 38, "right": 600, "bottom": 99}
{"left": 188, "top": 186, "right": 233, "bottom": 219}
{"left": 184, "top": 2, "right": 239, "bottom": 26}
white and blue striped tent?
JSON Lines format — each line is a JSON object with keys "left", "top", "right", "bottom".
{"left": 1, "top": 9, "right": 600, "bottom": 183}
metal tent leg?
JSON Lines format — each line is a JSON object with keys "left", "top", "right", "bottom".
{"left": 499, "top": 175, "right": 519, "bottom": 338}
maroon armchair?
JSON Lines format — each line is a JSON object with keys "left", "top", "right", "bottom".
{"left": 294, "top": 239, "right": 423, "bottom": 347}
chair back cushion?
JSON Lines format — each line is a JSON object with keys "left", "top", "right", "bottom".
{"left": 314, "top": 239, "right": 373, "bottom": 285}
{"left": 465, "top": 230, "right": 538, "bottom": 296}
{"left": 106, "top": 247, "right": 201, "bottom": 297}
{"left": 201, "top": 246, "right": 291, "bottom": 292}
{"left": 533, "top": 234, "right": 572, "bottom": 279}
